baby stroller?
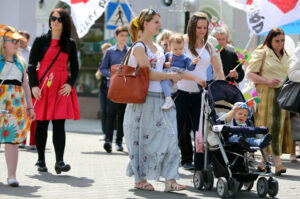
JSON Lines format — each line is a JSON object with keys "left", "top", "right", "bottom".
{"left": 193, "top": 80, "right": 278, "bottom": 198}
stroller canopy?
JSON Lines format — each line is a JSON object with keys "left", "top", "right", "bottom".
{"left": 208, "top": 80, "right": 245, "bottom": 106}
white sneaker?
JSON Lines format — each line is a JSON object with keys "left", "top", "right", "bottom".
{"left": 161, "top": 97, "right": 175, "bottom": 110}
{"left": 7, "top": 178, "right": 19, "bottom": 187}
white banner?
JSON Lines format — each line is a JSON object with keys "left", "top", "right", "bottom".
{"left": 61, "top": 0, "right": 110, "bottom": 38}
{"left": 223, "top": 0, "right": 253, "bottom": 11}
{"left": 224, "top": 0, "right": 300, "bottom": 35}
{"left": 247, "top": 0, "right": 300, "bottom": 34}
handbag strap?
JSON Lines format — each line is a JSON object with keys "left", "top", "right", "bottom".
{"left": 38, "top": 49, "right": 61, "bottom": 84}
{"left": 258, "top": 49, "right": 266, "bottom": 76}
{"left": 122, "top": 41, "right": 147, "bottom": 67}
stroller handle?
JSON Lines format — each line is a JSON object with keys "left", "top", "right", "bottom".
{"left": 213, "top": 125, "right": 269, "bottom": 136}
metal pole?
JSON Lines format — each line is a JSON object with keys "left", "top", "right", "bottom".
{"left": 184, "top": 11, "right": 190, "bottom": 34}
{"left": 123, "top": 0, "right": 136, "bottom": 17}
{"left": 219, "top": 0, "right": 223, "bottom": 20}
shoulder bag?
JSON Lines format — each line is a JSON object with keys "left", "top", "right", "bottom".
{"left": 108, "top": 41, "right": 149, "bottom": 104}
{"left": 277, "top": 78, "right": 300, "bottom": 113}
{"left": 30, "top": 50, "right": 61, "bottom": 97}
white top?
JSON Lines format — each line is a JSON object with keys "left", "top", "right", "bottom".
{"left": 0, "top": 62, "right": 23, "bottom": 82}
{"left": 177, "top": 43, "right": 216, "bottom": 92}
{"left": 128, "top": 42, "right": 165, "bottom": 92}
{"left": 288, "top": 42, "right": 300, "bottom": 83}
{"left": 19, "top": 46, "right": 31, "bottom": 66}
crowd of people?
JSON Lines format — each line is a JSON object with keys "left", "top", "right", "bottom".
{"left": 0, "top": 7, "right": 299, "bottom": 194}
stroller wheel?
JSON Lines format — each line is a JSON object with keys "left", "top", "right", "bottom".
{"left": 267, "top": 178, "right": 278, "bottom": 198}
{"left": 203, "top": 169, "right": 214, "bottom": 190}
{"left": 238, "top": 181, "right": 243, "bottom": 190}
{"left": 243, "top": 181, "right": 254, "bottom": 191}
{"left": 228, "top": 177, "right": 238, "bottom": 198}
{"left": 257, "top": 177, "right": 269, "bottom": 198}
{"left": 217, "top": 177, "right": 228, "bottom": 198}
{"left": 193, "top": 171, "right": 204, "bottom": 190}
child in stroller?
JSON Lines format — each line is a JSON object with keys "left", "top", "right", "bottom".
{"left": 223, "top": 102, "right": 272, "bottom": 150}
{"left": 193, "top": 80, "right": 278, "bottom": 198}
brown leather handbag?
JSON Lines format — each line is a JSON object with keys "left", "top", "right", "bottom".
{"left": 108, "top": 41, "right": 149, "bottom": 104}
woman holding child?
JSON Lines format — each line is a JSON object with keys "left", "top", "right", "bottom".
{"left": 123, "top": 8, "right": 184, "bottom": 191}
{"left": 174, "top": 12, "right": 225, "bottom": 170}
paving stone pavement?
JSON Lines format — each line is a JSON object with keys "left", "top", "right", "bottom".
{"left": 1, "top": 121, "right": 300, "bottom": 198}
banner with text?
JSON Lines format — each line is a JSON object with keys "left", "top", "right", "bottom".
{"left": 224, "top": 0, "right": 300, "bottom": 35}
{"left": 61, "top": 0, "right": 110, "bottom": 38}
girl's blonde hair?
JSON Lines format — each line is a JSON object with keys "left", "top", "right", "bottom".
{"left": 0, "top": 36, "right": 26, "bottom": 74}
{"left": 129, "top": 8, "right": 160, "bottom": 43}
{"left": 156, "top": 29, "right": 173, "bottom": 46}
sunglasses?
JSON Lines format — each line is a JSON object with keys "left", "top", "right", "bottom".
{"left": 144, "top": 8, "right": 158, "bottom": 20}
{"left": 4, "top": 39, "right": 20, "bottom": 45}
{"left": 50, "top": 16, "right": 62, "bottom": 23}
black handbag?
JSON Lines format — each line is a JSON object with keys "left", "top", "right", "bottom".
{"left": 277, "top": 78, "right": 300, "bottom": 113}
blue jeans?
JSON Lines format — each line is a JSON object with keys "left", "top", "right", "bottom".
{"left": 228, "top": 134, "right": 260, "bottom": 146}
{"left": 161, "top": 67, "right": 185, "bottom": 97}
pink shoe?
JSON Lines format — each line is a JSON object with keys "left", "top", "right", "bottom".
{"left": 134, "top": 182, "right": 155, "bottom": 191}
{"left": 164, "top": 181, "right": 185, "bottom": 192}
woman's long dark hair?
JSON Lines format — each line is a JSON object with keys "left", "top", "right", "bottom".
{"left": 187, "top": 12, "right": 211, "bottom": 57}
{"left": 261, "top": 27, "right": 286, "bottom": 56}
{"left": 49, "top": 8, "right": 71, "bottom": 53}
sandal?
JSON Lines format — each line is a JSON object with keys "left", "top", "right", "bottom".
{"left": 275, "top": 164, "right": 287, "bottom": 176}
{"left": 257, "top": 165, "right": 265, "bottom": 172}
{"left": 164, "top": 181, "right": 185, "bottom": 192}
{"left": 134, "top": 182, "right": 154, "bottom": 191}
{"left": 290, "top": 155, "right": 298, "bottom": 163}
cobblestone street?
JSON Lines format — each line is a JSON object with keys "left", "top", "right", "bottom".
{"left": 1, "top": 120, "right": 300, "bottom": 198}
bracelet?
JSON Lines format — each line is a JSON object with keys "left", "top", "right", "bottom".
{"left": 26, "top": 107, "right": 33, "bottom": 110}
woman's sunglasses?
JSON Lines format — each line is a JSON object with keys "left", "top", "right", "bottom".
{"left": 144, "top": 8, "right": 158, "bottom": 20}
{"left": 4, "top": 39, "right": 20, "bottom": 45}
{"left": 50, "top": 16, "right": 62, "bottom": 23}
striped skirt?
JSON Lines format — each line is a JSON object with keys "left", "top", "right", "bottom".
{"left": 0, "top": 84, "right": 31, "bottom": 144}
{"left": 254, "top": 85, "right": 293, "bottom": 155}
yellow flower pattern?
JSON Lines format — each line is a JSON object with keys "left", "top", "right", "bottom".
{"left": 0, "top": 85, "right": 31, "bottom": 143}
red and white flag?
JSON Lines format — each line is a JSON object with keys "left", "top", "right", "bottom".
{"left": 224, "top": 0, "right": 300, "bottom": 35}
{"left": 223, "top": 0, "right": 253, "bottom": 11}
{"left": 247, "top": 0, "right": 300, "bottom": 34}
{"left": 61, "top": 0, "right": 110, "bottom": 38}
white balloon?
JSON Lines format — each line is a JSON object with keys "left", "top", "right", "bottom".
{"left": 285, "top": 35, "right": 296, "bottom": 55}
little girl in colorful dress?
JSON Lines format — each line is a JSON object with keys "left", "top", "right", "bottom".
{"left": 0, "top": 24, "right": 35, "bottom": 187}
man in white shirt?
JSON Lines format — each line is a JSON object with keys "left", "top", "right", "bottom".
{"left": 18, "top": 30, "right": 31, "bottom": 66}
{"left": 18, "top": 30, "right": 35, "bottom": 150}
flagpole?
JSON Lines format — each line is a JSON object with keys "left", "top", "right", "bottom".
{"left": 219, "top": 0, "right": 223, "bottom": 20}
{"left": 224, "top": 32, "right": 254, "bottom": 78}
{"left": 123, "top": 0, "right": 136, "bottom": 17}
{"left": 33, "top": 77, "right": 48, "bottom": 108}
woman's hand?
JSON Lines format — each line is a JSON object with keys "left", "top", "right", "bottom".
{"left": 169, "top": 73, "right": 183, "bottom": 84}
{"left": 58, "top": 83, "right": 72, "bottom": 96}
{"left": 267, "top": 78, "right": 281, "bottom": 87}
{"left": 194, "top": 76, "right": 207, "bottom": 88}
{"left": 27, "top": 109, "right": 36, "bottom": 121}
{"left": 32, "top": 86, "right": 41, "bottom": 100}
